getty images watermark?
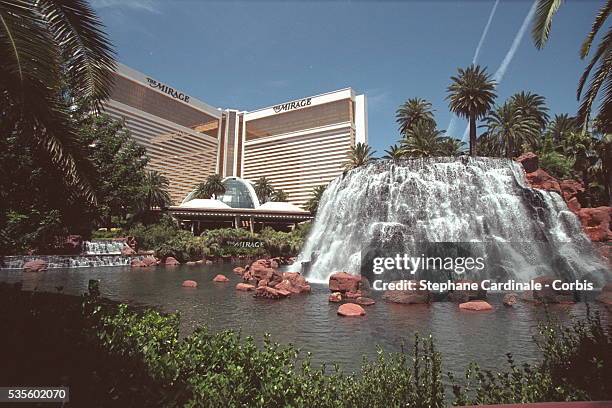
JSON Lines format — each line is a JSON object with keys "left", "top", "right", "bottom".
{"left": 367, "top": 252, "right": 596, "bottom": 292}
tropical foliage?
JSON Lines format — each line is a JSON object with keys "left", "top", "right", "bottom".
{"left": 140, "top": 171, "right": 172, "bottom": 212}
{"left": 447, "top": 65, "right": 497, "bottom": 155}
{"left": 344, "top": 142, "right": 375, "bottom": 170}
{"left": 531, "top": 0, "right": 611, "bottom": 132}
{"left": 304, "top": 185, "right": 327, "bottom": 214}
{"left": 395, "top": 97, "right": 436, "bottom": 136}
{"left": 271, "top": 189, "right": 288, "bottom": 202}
{"left": 0, "top": 0, "right": 116, "bottom": 202}
{"left": 254, "top": 176, "right": 275, "bottom": 203}
{"left": 193, "top": 174, "right": 225, "bottom": 200}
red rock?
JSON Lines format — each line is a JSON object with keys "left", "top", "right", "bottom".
{"left": 280, "top": 272, "right": 311, "bottom": 293}
{"left": 329, "top": 292, "right": 342, "bottom": 303}
{"left": 121, "top": 245, "right": 136, "bottom": 256}
{"left": 249, "top": 259, "right": 276, "bottom": 281}
{"left": 560, "top": 179, "right": 584, "bottom": 202}
{"left": 233, "top": 266, "right": 245, "bottom": 275}
{"left": 338, "top": 303, "right": 366, "bottom": 317}
{"left": 447, "top": 280, "right": 486, "bottom": 303}
{"left": 182, "top": 280, "right": 197, "bottom": 288}
{"left": 212, "top": 274, "right": 229, "bottom": 282}
{"left": 515, "top": 152, "right": 539, "bottom": 173}
{"left": 329, "top": 272, "right": 364, "bottom": 293}
{"left": 521, "top": 276, "right": 575, "bottom": 304}
{"left": 356, "top": 297, "right": 375, "bottom": 306}
{"left": 236, "top": 283, "right": 255, "bottom": 291}
{"left": 257, "top": 279, "right": 268, "bottom": 288}
{"left": 459, "top": 300, "right": 493, "bottom": 311}
{"left": 23, "top": 259, "right": 47, "bottom": 273}
{"left": 382, "top": 280, "right": 430, "bottom": 304}
{"left": 345, "top": 290, "right": 362, "bottom": 299}
{"left": 503, "top": 293, "right": 518, "bottom": 307}
{"left": 254, "top": 286, "right": 289, "bottom": 299}
{"left": 130, "top": 256, "right": 157, "bottom": 268}
{"left": 576, "top": 207, "right": 611, "bottom": 242}
{"left": 525, "top": 168, "right": 561, "bottom": 195}
{"left": 567, "top": 197, "right": 582, "bottom": 213}
{"left": 165, "top": 257, "right": 180, "bottom": 266}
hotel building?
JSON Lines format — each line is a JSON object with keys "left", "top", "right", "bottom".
{"left": 103, "top": 63, "right": 367, "bottom": 207}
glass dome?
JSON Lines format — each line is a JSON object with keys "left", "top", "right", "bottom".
{"left": 181, "top": 177, "right": 260, "bottom": 209}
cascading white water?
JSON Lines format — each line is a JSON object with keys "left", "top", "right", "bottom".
{"left": 298, "top": 157, "right": 608, "bottom": 285}
{"left": 82, "top": 240, "right": 125, "bottom": 255}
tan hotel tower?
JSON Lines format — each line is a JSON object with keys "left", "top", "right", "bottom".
{"left": 103, "top": 64, "right": 368, "bottom": 207}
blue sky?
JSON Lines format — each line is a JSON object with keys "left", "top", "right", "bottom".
{"left": 91, "top": 0, "right": 602, "bottom": 155}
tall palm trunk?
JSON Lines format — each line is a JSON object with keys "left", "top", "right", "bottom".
{"left": 469, "top": 112, "right": 477, "bottom": 156}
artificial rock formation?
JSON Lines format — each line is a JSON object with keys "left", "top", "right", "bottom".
{"left": 182, "top": 280, "right": 198, "bottom": 288}
{"left": 235, "top": 258, "right": 311, "bottom": 299}
{"left": 130, "top": 256, "right": 158, "bottom": 268}
{"left": 337, "top": 303, "right": 366, "bottom": 317}
{"left": 212, "top": 274, "right": 229, "bottom": 282}
{"left": 164, "top": 257, "right": 180, "bottom": 266}
{"left": 382, "top": 280, "right": 430, "bottom": 304}
{"left": 236, "top": 283, "right": 255, "bottom": 291}
{"left": 23, "top": 259, "right": 47, "bottom": 273}
{"left": 459, "top": 300, "right": 493, "bottom": 311}
{"left": 328, "top": 272, "right": 367, "bottom": 293}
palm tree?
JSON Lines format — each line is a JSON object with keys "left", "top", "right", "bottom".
{"left": 194, "top": 174, "right": 225, "bottom": 199}
{"left": 396, "top": 98, "right": 436, "bottom": 136}
{"left": 532, "top": 0, "right": 611, "bottom": 132}
{"left": 383, "top": 144, "right": 404, "bottom": 161}
{"left": 271, "top": 189, "right": 288, "bottom": 202}
{"left": 140, "top": 170, "right": 172, "bottom": 210}
{"left": 547, "top": 114, "right": 579, "bottom": 144}
{"left": 304, "top": 185, "right": 327, "bottom": 214}
{"left": 344, "top": 142, "right": 375, "bottom": 170}
{"left": 0, "top": 0, "right": 116, "bottom": 202}
{"left": 483, "top": 102, "right": 541, "bottom": 158}
{"left": 438, "top": 137, "right": 467, "bottom": 156}
{"left": 447, "top": 65, "right": 497, "bottom": 156}
{"left": 254, "top": 176, "right": 274, "bottom": 203}
{"left": 510, "top": 91, "right": 550, "bottom": 130}
{"left": 400, "top": 122, "right": 446, "bottom": 157}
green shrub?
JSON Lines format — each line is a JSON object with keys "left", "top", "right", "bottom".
{"left": 539, "top": 151, "right": 575, "bottom": 179}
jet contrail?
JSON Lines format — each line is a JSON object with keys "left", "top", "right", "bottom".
{"left": 447, "top": 0, "right": 499, "bottom": 138}
{"left": 457, "top": 0, "right": 538, "bottom": 142}
{"left": 492, "top": 0, "right": 537, "bottom": 82}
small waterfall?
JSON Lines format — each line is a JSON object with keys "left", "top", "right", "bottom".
{"left": 1, "top": 255, "right": 130, "bottom": 269}
{"left": 298, "top": 157, "right": 608, "bottom": 285}
{"left": 82, "top": 240, "right": 125, "bottom": 255}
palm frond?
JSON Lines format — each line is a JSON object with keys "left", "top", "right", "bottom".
{"left": 580, "top": 0, "right": 612, "bottom": 58}
{"left": 532, "top": 0, "right": 564, "bottom": 50}
{"left": 577, "top": 37, "right": 611, "bottom": 131}
{"left": 39, "top": 0, "right": 116, "bottom": 109}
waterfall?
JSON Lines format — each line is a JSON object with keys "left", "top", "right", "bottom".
{"left": 82, "top": 240, "right": 125, "bottom": 255}
{"left": 298, "top": 157, "right": 608, "bottom": 285}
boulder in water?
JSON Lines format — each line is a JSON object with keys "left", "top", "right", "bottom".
{"left": 254, "top": 286, "right": 290, "bottom": 299}
{"left": 356, "top": 297, "right": 375, "bottom": 306}
{"left": 236, "top": 283, "right": 255, "bottom": 291}
{"left": 131, "top": 256, "right": 157, "bottom": 268}
{"left": 459, "top": 300, "right": 493, "bottom": 311}
{"left": 182, "top": 280, "right": 197, "bottom": 288}
{"left": 338, "top": 303, "right": 366, "bottom": 317}
{"left": 345, "top": 290, "right": 363, "bottom": 299}
{"left": 329, "top": 292, "right": 342, "bottom": 302}
{"left": 329, "top": 272, "right": 364, "bottom": 293}
{"left": 212, "top": 274, "right": 229, "bottom": 282}
{"left": 515, "top": 152, "right": 539, "bottom": 173}
{"left": 503, "top": 293, "right": 518, "bottom": 307}
{"left": 382, "top": 281, "right": 430, "bottom": 304}
{"left": 23, "top": 259, "right": 47, "bottom": 273}
{"left": 274, "top": 272, "right": 311, "bottom": 294}
{"left": 164, "top": 257, "right": 180, "bottom": 266}
{"left": 233, "top": 266, "right": 245, "bottom": 275}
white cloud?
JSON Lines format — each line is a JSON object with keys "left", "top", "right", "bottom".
{"left": 91, "top": 0, "right": 161, "bottom": 14}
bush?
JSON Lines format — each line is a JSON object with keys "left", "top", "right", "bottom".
{"left": 450, "top": 307, "right": 611, "bottom": 405}
{"left": 539, "top": 151, "right": 574, "bottom": 179}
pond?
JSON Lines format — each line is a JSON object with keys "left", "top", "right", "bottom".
{"left": 0, "top": 264, "right": 607, "bottom": 379}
